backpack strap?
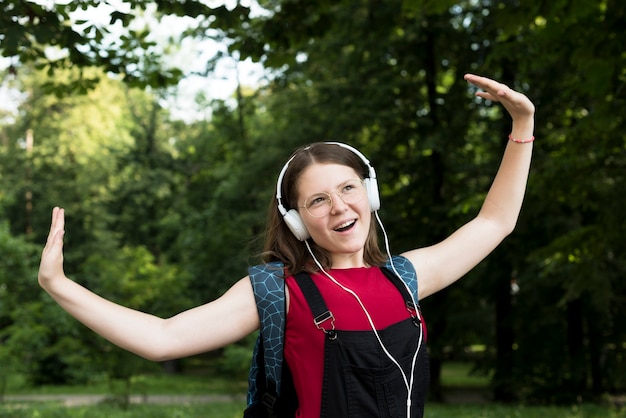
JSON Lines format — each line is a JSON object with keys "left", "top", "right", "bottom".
{"left": 245, "top": 256, "right": 419, "bottom": 415}
{"left": 384, "top": 255, "right": 419, "bottom": 305}
{"left": 383, "top": 255, "right": 427, "bottom": 339}
{"left": 247, "top": 262, "right": 286, "bottom": 411}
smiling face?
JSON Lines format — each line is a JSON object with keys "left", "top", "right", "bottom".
{"left": 296, "top": 163, "right": 372, "bottom": 268}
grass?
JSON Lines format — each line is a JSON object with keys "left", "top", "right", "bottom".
{"left": 1, "top": 362, "right": 624, "bottom": 417}
{"left": 3, "top": 372, "right": 246, "bottom": 396}
{"left": 441, "top": 361, "right": 491, "bottom": 388}
{"left": 2, "top": 361, "right": 477, "bottom": 396}
{"left": 0, "top": 401, "right": 624, "bottom": 418}
{"left": 425, "top": 404, "right": 626, "bottom": 417}
{"left": 0, "top": 402, "right": 246, "bottom": 418}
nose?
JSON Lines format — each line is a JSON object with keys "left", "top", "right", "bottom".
{"left": 329, "top": 191, "right": 349, "bottom": 213}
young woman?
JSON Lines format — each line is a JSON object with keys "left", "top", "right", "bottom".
{"left": 38, "top": 73, "right": 535, "bottom": 417}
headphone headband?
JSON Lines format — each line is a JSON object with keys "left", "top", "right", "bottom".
{"left": 276, "top": 142, "right": 380, "bottom": 241}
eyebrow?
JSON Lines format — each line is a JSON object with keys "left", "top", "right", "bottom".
{"left": 305, "top": 178, "right": 361, "bottom": 197}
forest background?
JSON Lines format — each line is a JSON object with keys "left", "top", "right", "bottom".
{"left": 0, "top": 0, "right": 624, "bottom": 406}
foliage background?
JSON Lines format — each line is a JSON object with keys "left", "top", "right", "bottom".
{"left": 1, "top": 0, "right": 624, "bottom": 405}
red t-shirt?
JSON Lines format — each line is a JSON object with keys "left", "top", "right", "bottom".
{"left": 284, "top": 267, "right": 414, "bottom": 418}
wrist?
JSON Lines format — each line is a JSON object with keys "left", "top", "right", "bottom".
{"left": 39, "top": 272, "right": 69, "bottom": 292}
{"left": 508, "top": 134, "right": 535, "bottom": 143}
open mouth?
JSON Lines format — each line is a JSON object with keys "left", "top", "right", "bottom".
{"left": 334, "top": 220, "right": 356, "bottom": 232}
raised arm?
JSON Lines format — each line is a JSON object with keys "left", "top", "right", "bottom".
{"left": 38, "top": 207, "right": 260, "bottom": 361}
{"left": 402, "top": 73, "right": 535, "bottom": 300}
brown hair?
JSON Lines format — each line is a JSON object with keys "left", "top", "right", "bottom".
{"left": 261, "top": 142, "right": 387, "bottom": 274}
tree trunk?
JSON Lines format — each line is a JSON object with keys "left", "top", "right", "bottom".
{"left": 566, "top": 298, "right": 586, "bottom": 400}
{"left": 493, "top": 259, "right": 517, "bottom": 402}
{"left": 162, "top": 359, "right": 182, "bottom": 374}
{"left": 425, "top": 288, "right": 449, "bottom": 402}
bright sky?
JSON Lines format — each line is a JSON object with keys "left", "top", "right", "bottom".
{"left": 72, "top": 0, "right": 268, "bottom": 121}
{"left": 0, "top": 0, "right": 267, "bottom": 123}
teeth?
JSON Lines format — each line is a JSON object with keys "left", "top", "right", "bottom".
{"left": 335, "top": 220, "right": 355, "bottom": 230}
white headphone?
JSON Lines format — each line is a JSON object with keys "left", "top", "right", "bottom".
{"left": 276, "top": 142, "right": 380, "bottom": 241}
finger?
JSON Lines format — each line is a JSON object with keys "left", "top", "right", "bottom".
{"left": 465, "top": 74, "right": 535, "bottom": 118}
{"left": 53, "top": 229, "right": 66, "bottom": 249}
{"left": 46, "top": 207, "right": 65, "bottom": 247}
{"left": 475, "top": 91, "right": 501, "bottom": 101}
{"left": 465, "top": 74, "right": 510, "bottom": 98}
{"left": 56, "top": 208, "right": 65, "bottom": 233}
{"left": 45, "top": 229, "right": 65, "bottom": 253}
{"left": 465, "top": 73, "right": 523, "bottom": 101}
{"left": 46, "top": 207, "right": 58, "bottom": 245}
{"left": 464, "top": 73, "right": 506, "bottom": 90}
{"left": 41, "top": 225, "right": 65, "bottom": 271}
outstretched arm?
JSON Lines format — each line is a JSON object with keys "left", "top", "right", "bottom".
{"left": 38, "top": 207, "right": 260, "bottom": 361}
{"left": 402, "top": 73, "right": 535, "bottom": 300}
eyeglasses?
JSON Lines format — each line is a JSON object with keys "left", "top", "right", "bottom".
{"left": 299, "top": 178, "right": 366, "bottom": 218}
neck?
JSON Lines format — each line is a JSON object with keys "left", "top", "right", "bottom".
{"left": 329, "top": 253, "right": 367, "bottom": 269}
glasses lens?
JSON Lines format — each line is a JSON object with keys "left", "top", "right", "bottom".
{"left": 340, "top": 179, "right": 366, "bottom": 204}
{"left": 304, "top": 179, "right": 366, "bottom": 217}
{"left": 305, "top": 193, "right": 332, "bottom": 217}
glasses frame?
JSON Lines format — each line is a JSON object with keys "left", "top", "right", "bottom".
{"left": 298, "top": 178, "right": 366, "bottom": 218}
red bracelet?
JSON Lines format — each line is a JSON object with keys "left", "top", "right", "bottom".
{"left": 508, "top": 134, "right": 535, "bottom": 143}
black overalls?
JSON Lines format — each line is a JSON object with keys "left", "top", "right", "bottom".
{"left": 293, "top": 268, "right": 430, "bottom": 418}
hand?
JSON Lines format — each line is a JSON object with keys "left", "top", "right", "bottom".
{"left": 38, "top": 207, "right": 67, "bottom": 288}
{"left": 464, "top": 73, "right": 535, "bottom": 121}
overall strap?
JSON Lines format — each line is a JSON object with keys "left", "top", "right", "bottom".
{"left": 293, "top": 272, "right": 337, "bottom": 339}
{"left": 248, "top": 262, "right": 286, "bottom": 408}
{"left": 293, "top": 259, "right": 419, "bottom": 337}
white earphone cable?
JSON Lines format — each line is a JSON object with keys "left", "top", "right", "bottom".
{"left": 277, "top": 142, "right": 423, "bottom": 415}
{"left": 304, "top": 213, "right": 423, "bottom": 417}
{"left": 375, "top": 210, "right": 423, "bottom": 415}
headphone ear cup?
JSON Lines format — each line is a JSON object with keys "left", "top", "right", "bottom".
{"left": 283, "top": 209, "right": 310, "bottom": 241}
{"left": 364, "top": 178, "right": 380, "bottom": 211}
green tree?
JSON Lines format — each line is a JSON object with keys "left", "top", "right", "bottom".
{"left": 2, "top": 0, "right": 624, "bottom": 404}
{"left": 0, "top": 0, "right": 250, "bottom": 91}
{"left": 81, "top": 244, "right": 192, "bottom": 402}
{"left": 172, "top": 96, "right": 282, "bottom": 299}
{"left": 465, "top": 0, "right": 626, "bottom": 402}
{"left": 0, "top": 222, "right": 40, "bottom": 391}
{"left": 0, "top": 65, "right": 198, "bottom": 385}
{"left": 211, "top": 0, "right": 492, "bottom": 399}
{"left": 208, "top": 0, "right": 626, "bottom": 402}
